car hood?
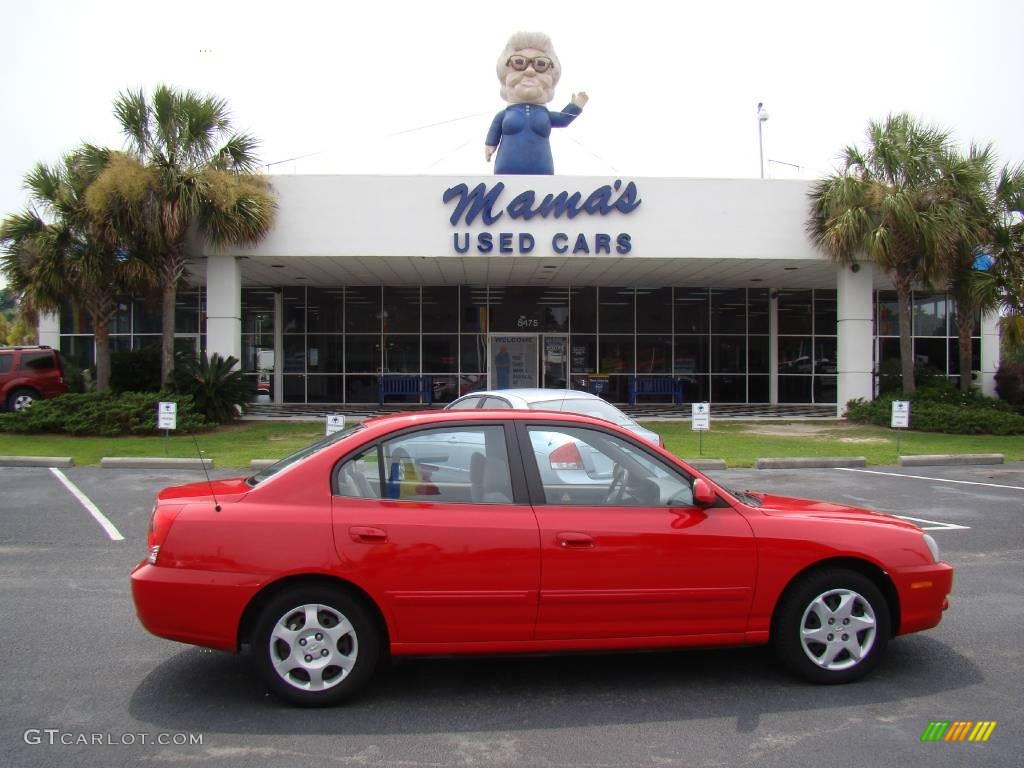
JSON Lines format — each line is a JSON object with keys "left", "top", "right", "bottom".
{"left": 157, "top": 477, "right": 251, "bottom": 504}
{"left": 749, "top": 493, "right": 920, "bottom": 530}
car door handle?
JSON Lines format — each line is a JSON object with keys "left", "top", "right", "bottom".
{"left": 557, "top": 532, "right": 595, "bottom": 549}
{"left": 349, "top": 526, "right": 388, "bottom": 543}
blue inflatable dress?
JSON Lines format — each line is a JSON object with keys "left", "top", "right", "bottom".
{"left": 486, "top": 102, "right": 582, "bottom": 175}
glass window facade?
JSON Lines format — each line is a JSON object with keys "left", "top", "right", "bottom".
{"left": 254, "top": 286, "right": 782, "bottom": 404}
{"left": 58, "top": 291, "right": 204, "bottom": 371}
{"left": 875, "top": 291, "right": 980, "bottom": 390}
{"left": 52, "top": 284, "right": 978, "bottom": 406}
{"left": 777, "top": 289, "right": 837, "bottom": 404}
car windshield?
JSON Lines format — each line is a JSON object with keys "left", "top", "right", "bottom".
{"left": 246, "top": 424, "right": 364, "bottom": 486}
{"left": 529, "top": 398, "right": 635, "bottom": 426}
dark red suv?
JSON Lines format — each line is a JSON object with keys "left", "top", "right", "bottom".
{"left": 0, "top": 346, "right": 68, "bottom": 411}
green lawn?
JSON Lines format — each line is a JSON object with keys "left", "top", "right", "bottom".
{"left": 0, "top": 421, "right": 325, "bottom": 469}
{"left": 1, "top": 418, "right": 1021, "bottom": 469}
{"left": 658, "top": 420, "right": 1024, "bottom": 467}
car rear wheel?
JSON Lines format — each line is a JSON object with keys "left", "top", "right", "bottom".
{"left": 772, "top": 568, "right": 890, "bottom": 684}
{"left": 252, "top": 586, "right": 380, "bottom": 706}
{"left": 7, "top": 388, "right": 39, "bottom": 411}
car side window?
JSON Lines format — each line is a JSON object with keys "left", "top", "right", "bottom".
{"left": 527, "top": 426, "right": 693, "bottom": 507}
{"left": 0, "top": 354, "right": 12, "bottom": 374}
{"left": 19, "top": 352, "right": 55, "bottom": 370}
{"left": 335, "top": 446, "right": 381, "bottom": 499}
{"left": 375, "top": 425, "right": 514, "bottom": 504}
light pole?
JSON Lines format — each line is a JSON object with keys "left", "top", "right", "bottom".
{"left": 757, "top": 102, "right": 769, "bottom": 179}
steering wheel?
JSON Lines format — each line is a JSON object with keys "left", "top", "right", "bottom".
{"left": 601, "top": 464, "right": 628, "bottom": 505}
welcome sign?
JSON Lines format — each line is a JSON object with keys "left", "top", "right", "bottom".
{"left": 442, "top": 179, "right": 641, "bottom": 256}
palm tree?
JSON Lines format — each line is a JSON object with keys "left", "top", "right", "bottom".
{"left": 807, "top": 114, "right": 967, "bottom": 395}
{"left": 0, "top": 147, "right": 148, "bottom": 391}
{"left": 945, "top": 153, "right": 1024, "bottom": 391}
{"left": 85, "top": 85, "right": 276, "bottom": 385}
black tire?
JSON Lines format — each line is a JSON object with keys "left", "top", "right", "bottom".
{"left": 251, "top": 585, "right": 381, "bottom": 706}
{"left": 772, "top": 568, "right": 890, "bottom": 684}
{"left": 7, "top": 387, "right": 39, "bottom": 412}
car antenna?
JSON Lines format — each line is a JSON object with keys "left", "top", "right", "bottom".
{"left": 190, "top": 429, "right": 221, "bottom": 512}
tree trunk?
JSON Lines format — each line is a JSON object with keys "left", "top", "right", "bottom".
{"left": 896, "top": 276, "right": 916, "bottom": 395}
{"left": 94, "top": 317, "right": 111, "bottom": 393}
{"left": 86, "top": 294, "right": 116, "bottom": 394}
{"left": 956, "top": 306, "right": 976, "bottom": 394}
{"left": 161, "top": 279, "right": 177, "bottom": 388}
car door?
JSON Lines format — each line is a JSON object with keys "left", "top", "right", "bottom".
{"left": 0, "top": 352, "right": 13, "bottom": 399}
{"left": 518, "top": 423, "right": 756, "bottom": 641}
{"left": 331, "top": 422, "right": 541, "bottom": 644}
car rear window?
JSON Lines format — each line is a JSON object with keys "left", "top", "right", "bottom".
{"left": 0, "top": 354, "right": 12, "bottom": 374}
{"left": 247, "top": 424, "right": 365, "bottom": 486}
{"left": 19, "top": 351, "right": 56, "bottom": 371}
{"left": 530, "top": 398, "right": 634, "bottom": 426}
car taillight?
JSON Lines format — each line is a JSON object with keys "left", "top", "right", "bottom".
{"left": 549, "top": 441, "right": 584, "bottom": 470}
{"left": 146, "top": 505, "right": 181, "bottom": 565}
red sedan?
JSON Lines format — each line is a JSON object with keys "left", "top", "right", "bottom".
{"left": 131, "top": 410, "right": 952, "bottom": 706}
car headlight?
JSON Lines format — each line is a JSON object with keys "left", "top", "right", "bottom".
{"left": 922, "top": 533, "right": 940, "bottom": 563}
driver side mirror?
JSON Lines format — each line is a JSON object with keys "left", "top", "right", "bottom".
{"left": 692, "top": 478, "right": 716, "bottom": 507}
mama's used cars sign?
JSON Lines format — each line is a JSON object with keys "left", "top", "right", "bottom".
{"left": 442, "top": 180, "right": 641, "bottom": 256}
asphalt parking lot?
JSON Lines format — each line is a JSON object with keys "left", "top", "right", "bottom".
{"left": 1, "top": 462, "right": 1021, "bottom": 768}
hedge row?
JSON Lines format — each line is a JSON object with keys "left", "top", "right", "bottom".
{"left": 846, "top": 395, "right": 1024, "bottom": 435}
{"left": 0, "top": 392, "right": 210, "bottom": 436}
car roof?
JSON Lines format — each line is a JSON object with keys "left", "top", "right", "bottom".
{"left": 455, "top": 389, "right": 601, "bottom": 404}
{"left": 362, "top": 407, "right": 624, "bottom": 434}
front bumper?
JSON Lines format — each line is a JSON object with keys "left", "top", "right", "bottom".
{"left": 892, "top": 561, "right": 954, "bottom": 635}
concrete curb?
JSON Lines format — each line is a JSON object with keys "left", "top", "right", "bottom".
{"left": 755, "top": 457, "right": 867, "bottom": 469}
{"left": 899, "top": 453, "right": 1004, "bottom": 467}
{"left": 250, "top": 459, "right": 277, "bottom": 470}
{"left": 100, "top": 457, "right": 213, "bottom": 469}
{"left": 686, "top": 459, "right": 727, "bottom": 470}
{"left": 0, "top": 456, "right": 75, "bottom": 468}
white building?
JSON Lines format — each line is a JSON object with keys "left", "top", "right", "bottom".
{"left": 41, "top": 174, "right": 1001, "bottom": 411}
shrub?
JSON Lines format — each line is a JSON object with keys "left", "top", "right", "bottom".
{"left": 994, "top": 361, "right": 1024, "bottom": 408}
{"left": 846, "top": 382, "right": 1024, "bottom": 435}
{"left": 174, "top": 352, "right": 252, "bottom": 424}
{"left": 0, "top": 391, "right": 209, "bottom": 436}
{"left": 61, "top": 361, "right": 88, "bottom": 394}
{"left": 110, "top": 349, "right": 162, "bottom": 393}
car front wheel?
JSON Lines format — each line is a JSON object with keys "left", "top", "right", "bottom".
{"left": 252, "top": 586, "right": 380, "bottom": 706}
{"left": 772, "top": 568, "right": 890, "bottom": 684}
{"left": 7, "top": 388, "right": 39, "bottom": 411}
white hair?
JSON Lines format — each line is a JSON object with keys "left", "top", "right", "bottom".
{"left": 496, "top": 31, "right": 562, "bottom": 100}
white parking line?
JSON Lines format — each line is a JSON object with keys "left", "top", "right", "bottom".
{"left": 49, "top": 468, "right": 124, "bottom": 542}
{"left": 836, "top": 467, "right": 1024, "bottom": 491}
{"left": 893, "top": 515, "right": 971, "bottom": 531}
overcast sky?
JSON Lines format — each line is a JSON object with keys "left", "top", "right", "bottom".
{"left": 2, "top": 0, "right": 1022, "bottom": 240}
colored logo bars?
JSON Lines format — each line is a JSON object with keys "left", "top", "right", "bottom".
{"left": 921, "top": 721, "right": 997, "bottom": 742}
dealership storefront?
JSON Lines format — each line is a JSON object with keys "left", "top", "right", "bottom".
{"left": 40, "top": 175, "right": 1001, "bottom": 410}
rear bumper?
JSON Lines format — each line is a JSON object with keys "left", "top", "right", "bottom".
{"left": 892, "top": 561, "right": 954, "bottom": 635}
{"left": 130, "top": 562, "right": 260, "bottom": 651}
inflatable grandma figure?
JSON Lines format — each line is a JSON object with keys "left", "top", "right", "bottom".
{"left": 484, "top": 32, "right": 588, "bottom": 175}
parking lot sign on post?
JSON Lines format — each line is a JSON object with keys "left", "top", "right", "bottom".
{"left": 891, "top": 400, "right": 910, "bottom": 452}
{"left": 157, "top": 401, "right": 177, "bottom": 430}
{"left": 157, "top": 401, "right": 177, "bottom": 455}
{"left": 692, "top": 402, "right": 710, "bottom": 455}
{"left": 326, "top": 414, "right": 345, "bottom": 436}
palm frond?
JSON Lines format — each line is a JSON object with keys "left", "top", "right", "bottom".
{"left": 218, "top": 132, "right": 262, "bottom": 173}
{"left": 114, "top": 88, "right": 151, "bottom": 158}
